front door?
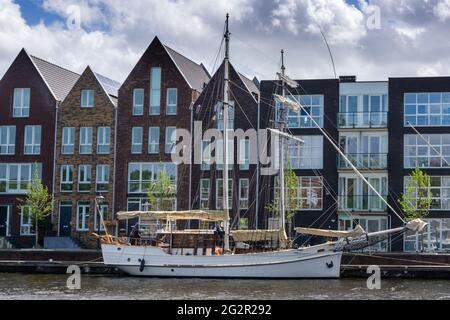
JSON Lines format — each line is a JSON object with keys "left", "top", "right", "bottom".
{"left": 59, "top": 204, "right": 72, "bottom": 237}
{"left": 0, "top": 206, "right": 9, "bottom": 237}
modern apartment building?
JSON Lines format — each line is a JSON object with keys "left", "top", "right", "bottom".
{"left": 0, "top": 49, "right": 79, "bottom": 248}
{"left": 53, "top": 66, "right": 120, "bottom": 248}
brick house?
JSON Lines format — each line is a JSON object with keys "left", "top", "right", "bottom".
{"left": 0, "top": 49, "right": 79, "bottom": 248}
{"left": 54, "top": 66, "right": 120, "bottom": 248}
{"left": 114, "top": 36, "right": 210, "bottom": 233}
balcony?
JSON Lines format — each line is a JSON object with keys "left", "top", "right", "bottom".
{"left": 337, "top": 153, "right": 388, "bottom": 170}
{"left": 338, "top": 195, "right": 388, "bottom": 212}
{"left": 337, "top": 112, "right": 388, "bottom": 129}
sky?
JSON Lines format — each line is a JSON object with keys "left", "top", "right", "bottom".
{"left": 1, "top": 0, "right": 450, "bottom": 83}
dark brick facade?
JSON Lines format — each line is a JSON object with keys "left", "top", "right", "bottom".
{"left": 0, "top": 50, "right": 58, "bottom": 248}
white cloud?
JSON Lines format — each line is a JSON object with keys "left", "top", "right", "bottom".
{"left": 1, "top": 0, "right": 450, "bottom": 83}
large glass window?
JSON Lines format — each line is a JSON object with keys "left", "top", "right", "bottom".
{"left": 79, "top": 127, "right": 93, "bottom": 154}
{"left": 239, "top": 139, "right": 250, "bottom": 170}
{"left": 338, "top": 174, "right": 388, "bottom": 211}
{"left": 0, "top": 126, "right": 16, "bottom": 155}
{"left": 97, "top": 127, "right": 110, "bottom": 154}
{"left": 62, "top": 127, "right": 75, "bottom": 155}
{"left": 0, "top": 163, "right": 41, "bottom": 194}
{"left": 200, "top": 179, "right": 211, "bottom": 209}
{"left": 298, "top": 177, "right": 323, "bottom": 210}
{"left": 404, "top": 134, "right": 450, "bottom": 168}
{"left": 131, "top": 127, "right": 143, "bottom": 154}
{"left": 239, "top": 179, "right": 249, "bottom": 209}
{"left": 20, "top": 206, "right": 35, "bottom": 236}
{"left": 216, "top": 179, "right": 233, "bottom": 209}
{"left": 404, "top": 176, "right": 450, "bottom": 210}
{"left": 285, "top": 95, "right": 324, "bottom": 128}
{"left": 165, "top": 127, "right": 176, "bottom": 154}
{"left": 339, "top": 94, "right": 388, "bottom": 128}
{"left": 81, "top": 90, "right": 94, "bottom": 108}
{"left": 404, "top": 93, "right": 450, "bottom": 127}
{"left": 60, "top": 165, "right": 73, "bottom": 192}
{"left": 150, "top": 67, "right": 161, "bottom": 115}
{"left": 24, "top": 125, "right": 41, "bottom": 155}
{"left": 217, "top": 101, "right": 235, "bottom": 130}
{"left": 166, "top": 88, "right": 177, "bottom": 115}
{"left": 404, "top": 218, "right": 450, "bottom": 252}
{"left": 148, "top": 127, "right": 160, "bottom": 154}
{"left": 127, "top": 162, "right": 177, "bottom": 194}
{"left": 76, "top": 201, "right": 90, "bottom": 231}
{"left": 288, "top": 136, "right": 323, "bottom": 169}
{"left": 13, "top": 88, "right": 30, "bottom": 117}
{"left": 94, "top": 204, "right": 108, "bottom": 232}
{"left": 96, "top": 165, "right": 109, "bottom": 192}
{"left": 133, "top": 89, "right": 144, "bottom": 116}
{"left": 78, "top": 165, "right": 92, "bottom": 192}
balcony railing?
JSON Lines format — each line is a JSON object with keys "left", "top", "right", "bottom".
{"left": 337, "top": 153, "right": 388, "bottom": 170}
{"left": 337, "top": 112, "right": 388, "bottom": 128}
{"left": 338, "top": 195, "right": 388, "bottom": 212}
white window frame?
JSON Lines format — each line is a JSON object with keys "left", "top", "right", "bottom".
{"left": 166, "top": 88, "right": 178, "bottom": 115}
{"left": 20, "top": 206, "right": 35, "bottom": 236}
{"left": 24, "top": 125, "right": 41, "bottom": 155}
{"left": 94, "top": 204, "right": 108, "bottom": 232}
{"left": 0, "top": 163, "right": 40, "bottom": 194}
{"left": 150, "top": 67, "right": 161, "bottom": 116}
{"left": 97, "top": 127, "right": 110, "bottom": 154}
{"left": 148, "top": 127, "right": 160, "bottom": 154}
{"left": 62, "top": 127, "right": 75, "bottom": 155}
{"left": 76, "top": 202, "right": 90, "bottom": 232}
{"left": 81, "top": 90, "right": 94, "bottom": 108}
{"left": 298, "top": 177, "right": 323, "bottom": 210}
{"left": 78, "top": 165, "right": 92, "bottom": 193}
{"left": 13, "top": 88, "right": 30, "bottom": 118}
{"left": 131, "top": 127, "right": 143, "bottom": 154}
{"left": 127, "top": 162, "right": 177, "bottom": 194}
{"left": 133, "top": 88, "right": 145, "bottom": 116}
{"left": 239, "top": 139, "right": 250, "bottom": 170}
{"left": 0, "top": 126, "right": 16, "bottom": 155}
{"left": 284, "top": 95, "right": 324, "bottom": 129}
{"left": 216, "top": 179, "right": 233, "bottom": 210}
{"left": 96, "top": 164, "right": 109, "bottom": 193}
{"left": 404, "top": 176, "right": 450, "bottom": 211}
{"left": 217, "top": 101, "right": 235, "bottom": 130}
{"left": 165, "top": 127, "right": 176, "bottom": 154}
{"left": 404, "top": 92, "right": 450, "bottom": 127}
{"left": 239, "top": 179, "right": 249, "bottom": 210}
{"left": 60, "top": 165, "right": 73, "bottom": 193}
{"left": 404, "top": 134, "right": 450, "bottom": 169}
{"left": 200, "top": 179, "right": 210, "bottom": 209}
{"left": 79, "top": 127, "right": 93, "bottom": 154}
{"left": 288, "top": 136, "right": 323, "bottom": 169}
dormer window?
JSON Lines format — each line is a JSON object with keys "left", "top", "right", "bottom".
{"left": 13, "top": 88, "right": 30, "bottom": 117}
{"left": 81, "top": 90, "right": 94, "bottom": 108}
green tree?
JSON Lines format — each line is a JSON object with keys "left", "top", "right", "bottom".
{"left": 18, "top": 163, "right": 53, "bottom": 248}
{"left": 398, "top": 167, "right": 432, "bottom": 221}
{"left": 147, "top": 170, "right": 176, "bottom": 211}
{"left": 265, "top": 164, "right": 299, "bottom": 237}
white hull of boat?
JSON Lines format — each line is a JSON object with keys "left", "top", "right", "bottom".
{"left": 102, "top": 244, "right": 343, "bottom": 279}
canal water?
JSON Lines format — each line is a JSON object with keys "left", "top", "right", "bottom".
{"left": 0, "top": 274, "right": 449, "bottom": 300}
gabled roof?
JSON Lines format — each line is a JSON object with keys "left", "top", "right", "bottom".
{"left": 239, "top": 73, "right": 260, "bottom": 98}
{"left": 94, "top": 72, "right": 121, "bottom": 98}
{"left": 164, "top": 45, "right": 210, "bottom": 92}
{"left": 29, "top": 54, "right": 80, "bottom": 101}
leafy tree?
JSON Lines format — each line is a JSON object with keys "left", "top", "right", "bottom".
{"left": 18, "top": 163, "right": 53, "bottom": 248}
{"left": 147, "top": 170, "right": 176, "bottom": 211}
{"left": 265, "top": 164, "right": 299, "bottom": 237}
{"left": 398, "top": 167, "right": 432, "bottom": 221}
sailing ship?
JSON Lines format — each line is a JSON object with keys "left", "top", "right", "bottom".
{"left": 98, "top": 15, "right": 426, "bottom": 279}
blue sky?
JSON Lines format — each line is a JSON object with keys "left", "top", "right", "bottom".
{"left": 1, "top": 0, "right": 450, "bottom": 83}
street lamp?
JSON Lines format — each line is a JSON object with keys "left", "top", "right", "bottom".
{"left": 95, "top": 195, "right": 105, "bottom": 251}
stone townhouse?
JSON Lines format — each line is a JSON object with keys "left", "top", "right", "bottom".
{"left": 53, "top": 66, "right": 120, "bottom": 248}
{"left": 0, "top": 49, "right": 79, "bottom": 248}
{"left": 115, "top": 36, "right": 210, "bottom": 234}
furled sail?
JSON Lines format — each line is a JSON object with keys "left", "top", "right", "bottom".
{"left": 116, "top": 210, "right": 229, "bottom": 222}
{"left": 231, "top": 230, "right": 288, "bottom": 242}
{"left": 295, "top": 225, "right": 366, "bottom": 239}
